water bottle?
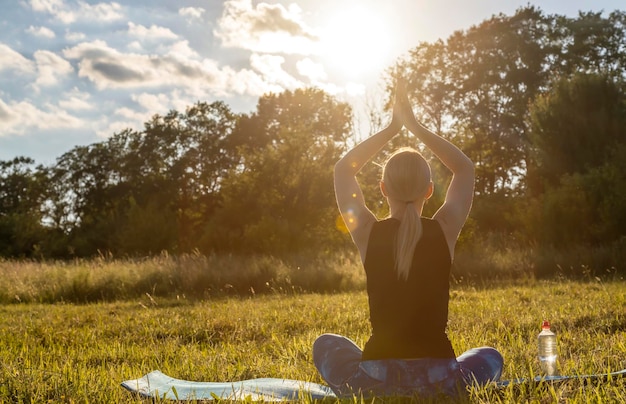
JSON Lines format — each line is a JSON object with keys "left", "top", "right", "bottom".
{"left": 538, "top": 320, "right": 558, "bottom": 376}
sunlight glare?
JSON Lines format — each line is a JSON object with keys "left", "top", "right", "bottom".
{"left": 319, "top": 6, "right": 393, "bottom": 79}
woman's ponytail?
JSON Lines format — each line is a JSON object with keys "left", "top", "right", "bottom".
{"left": 381, "top": 147, "right": 431, "bottom": 281}
{"left": 395, "top": 201, "right": 422, "bottom": 280}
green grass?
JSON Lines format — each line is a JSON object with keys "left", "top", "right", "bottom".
{"left": 0, "top": 275, "right": 624, "bottom": 402}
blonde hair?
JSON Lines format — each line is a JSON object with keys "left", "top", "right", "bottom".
{"left": 382, "top": 148, "right": 432, "bottom": 280}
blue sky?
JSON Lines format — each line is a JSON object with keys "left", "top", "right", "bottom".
{"left": 1, "top": 0, "right": 623, "bottom": 165}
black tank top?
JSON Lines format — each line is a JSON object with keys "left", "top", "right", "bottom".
{"left": 361, "top": 217, "right": 455, "bottom": 360}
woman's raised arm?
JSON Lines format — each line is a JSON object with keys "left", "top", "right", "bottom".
{"left": 397, "top": 83, "right": 475, "bottom": 257}
{"left": 334, "top": 94, "right": 403, "bottom": 262}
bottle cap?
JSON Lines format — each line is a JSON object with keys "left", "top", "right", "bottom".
{"left": 541, "top": 320, "right": 550, "bottom": 329}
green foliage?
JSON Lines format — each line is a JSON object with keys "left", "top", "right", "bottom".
{"left": 395, "top": 6, "right": 554, "bottom": 195}
{"left": 115, "top": 197, "right": 178, "bottom": 256}
{"left": 529, "top": 73, "right": 626, "bottom": 188}
{"left": 555, "top": 11, "right": 626, "bottom": 78}
{"left": 527, "top": 74, "right": 626, "bottom": 247}
{"left": 589, "top": 145, "right": 626, "bottom": 241}
{"left": 537, "top": 173, "right": 595, "bottom": 246}
{"left": 0, "top": 157, "right": 50, "bottom": 257}
{"left": 532, "top": 147, "right": 626, "bottom": 248}
{"left": 204, "top": 88, "right": 352, "bottom": 255}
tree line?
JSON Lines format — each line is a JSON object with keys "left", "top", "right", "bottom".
{"left": 2, "top": 7, "right": 626, "bottom": 266}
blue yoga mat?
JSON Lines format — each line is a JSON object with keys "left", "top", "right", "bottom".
{"left": 121, "top": 370, "right": 336, "bottom": 401}
{"left": 122, "top": 368, "right": 626, "bottom": 400}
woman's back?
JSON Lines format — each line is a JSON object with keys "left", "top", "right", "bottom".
{"left": 362, "top": 217, "right": 454, "bottom": 360}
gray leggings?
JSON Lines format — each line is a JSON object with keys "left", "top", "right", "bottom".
{"left": 313, "top": 333, "right": 503, "bottom": 399}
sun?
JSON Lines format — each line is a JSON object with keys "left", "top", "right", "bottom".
{"left": 317, "top": 6, "right": 394, "bottom": 80}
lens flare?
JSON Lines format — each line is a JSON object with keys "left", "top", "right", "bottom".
{"left": 335, "top": 208, "right": 358, "bottom": 234}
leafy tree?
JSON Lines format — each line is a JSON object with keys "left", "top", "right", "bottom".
{"left": 137, "top": 101, "right": 238, "bottom": 253}
{"left": 391, "top": 7, "right": 626, "bottom": 199}
{"left": 528, "top": 73, "right": 626, "bottom": 189}
{"left": 587, "top": 144, "right": 626, "bottom": 242}
{"left": 115, "top": 197, "right": 177, "bottom": 255}
{"left": 528, "top": 73, "right": 626, "bottom": 246}
{"left": 383, "top": 7, "right": 626, "bottom": 251}
{"left": 0, "top": 157, "right": 49, "bottom": 257}
{"left": 553, "top": 11, "right": 626, "bottom": 78}
{"left": 45, "top": 101, "right": 239, "bottom": 257}
{"left": 445, "top": 6, "right": 555, "bottom": 195}
{"left": 205, "top": 88, "right": 352, "bottom": 254}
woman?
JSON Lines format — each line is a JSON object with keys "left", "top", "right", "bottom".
{"left": 312, "top": 81, "right": 503, "bottom": 399}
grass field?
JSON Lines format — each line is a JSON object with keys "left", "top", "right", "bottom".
{"left": 1, "top": 270, "right": 625, "bottom": 403}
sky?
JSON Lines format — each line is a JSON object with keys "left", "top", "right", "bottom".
{"left": 1, "top": 0, "right": 623, "bottom": 165}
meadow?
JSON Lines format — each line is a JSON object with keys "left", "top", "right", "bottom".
{"left": 0, "top": 256, "right": 625, "bottom": 403}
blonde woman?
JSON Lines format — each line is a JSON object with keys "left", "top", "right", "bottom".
{"left": 312, "top": 82, "right": 503, "bottom": 399}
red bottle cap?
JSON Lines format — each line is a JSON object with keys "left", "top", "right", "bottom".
{"left": 541, "top": 320, "right": 550, "bottom": 329}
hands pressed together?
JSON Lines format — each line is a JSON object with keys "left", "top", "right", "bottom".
{"left": 390, "top": 78, "right": 417, "bottom": 132}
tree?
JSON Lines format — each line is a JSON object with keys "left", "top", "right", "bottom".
{"left": 553, "top": 11, "right": 626, "bottom": 79}
{"left": 49, "top": 142, "right": 127, "bottom": 255}
{"left": 205, "top": 88, "right": 352, "bottom": 254}
{"left": 529, "top": 73, "right": 626, "bottom": 189}
{"left": 137, "top": 101, "right": 239, "bottom": 253}
{"left": 448, "top": 6, "right": 556, "bottom": 195}
{"left": 0, "top": 157, "right": 49, "bottom": 257}
{"left": 44, "top": 101, "right": 240, "bottom": 257}
{"left": 528, "top": 73, "right": 626, "bottom": 245}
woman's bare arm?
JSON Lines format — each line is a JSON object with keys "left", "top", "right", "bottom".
{"left": 334, "top": 102, "right": 402, "bottom": 262}
{"left": 397, "top": 83, "right": 475, "bottom": 257}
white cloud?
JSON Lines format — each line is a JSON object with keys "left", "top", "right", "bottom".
{"left": 62, "top": 40, "right": 145, "bottom": 88}
{"left": 0, "top": 44, "right": 36, "bottom": 74}
{"left": 26, "top": 25, "right": 56, "bottom": 38}
{"left": 29, "top": 0, "right": 64, "bottom": 14}
{"left": 63, "top": 40, "right": 211, "bottom": 89}
{"left": 94, "top": 98, "right": 179, "bottom": 139}
{"left": 95, "top": 119, "right": 141, "bottom": 138}
{"left": 0, "top": 97, "right": 82, "bottom": 136}
{"left": 179, "top": 7, "right": 205, "bottom": 22}
{"left": 61, "top": 39, "right": 295, "bottom": 98}
{"left": 127, "top": 22, "right": 178, "bottom": 40}
{"left": 214, "top": 0, "right": 320, "bottom": 55}
{"left": 0, "top": 98, "right": 14, "bottom": 122}
{"left": 29, "top": 0, "right": 124, "bottom": 24}
{"left": 130, "top": 91, "right": 190, "bottom": 120}
{"left": 296, "top": 58, "right": 327, "bottom": 81}
{"left": 79, "top": 1, "right": 123, "bottom": 22}
{"left": 127, "top": 41, "right": 143, "bottom": 51}
{"left": 65, "top": 30, "right": 86, "bottom": 42}
{"left": 29, "top": 0, "right": 76, "bottom": 24}
{"left": 114, "top": 106, "right": 146, "bottom": 121}
{"left": 250, "top": 53, "right": 300, "bottom": 89}
{"left": 220, "top": 66, "right": 285, "bottom": 97}
{"left": 58, "top": 88, "right": 92, "bottom": 111}
{"left": 33, "top": 50, "right": 74, "bottom": 87}
{"left": 132, "top": 92, "right": 170, "bottom": 112}
{"left": 345, "top": 82, "right": 366, "bottom": 97}
{"left": 167, "top": 40, "right": 198, "bottom": 59}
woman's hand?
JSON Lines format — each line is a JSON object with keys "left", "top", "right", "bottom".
{"left": 389, "top": 81, "right": 405, "bottom": 132}
{"left": 392, "top": 78, "right": 415, "bottom": 128}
